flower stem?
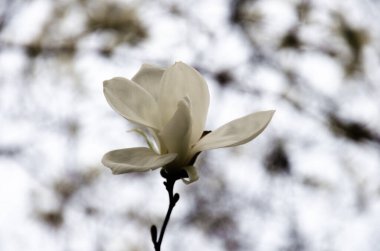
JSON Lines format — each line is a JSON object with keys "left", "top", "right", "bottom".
{"left": 151, "top": 170, "right": 186, "bottom": 251}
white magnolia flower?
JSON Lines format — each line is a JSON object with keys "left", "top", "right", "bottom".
{"left": 102, "top": 62, "right": 274, "bottom": 183}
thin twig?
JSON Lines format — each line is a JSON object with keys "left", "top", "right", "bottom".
{"left": 151, "top": 170, "right": 186, "bottom": 251}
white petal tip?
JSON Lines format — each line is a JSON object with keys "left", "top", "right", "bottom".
{"left": 173, "top": 61, "right": 190, "bottom": 69}
{"left": 266, "top": 110, "right": 276, "bottom": 123}
{"left": 265, "top": 109, "right": 276, "bottom": 115}
{"left": 103, "top": 80, "right": 110, "bottom": 87}
{"left": 103, "top": 77, "right": 123, "bottom": 88}
{"left": 181, "top": 165, "right": 199, "bottom": 184}
{"left": 258, "top": 110, "right": 276, "bottom": 122}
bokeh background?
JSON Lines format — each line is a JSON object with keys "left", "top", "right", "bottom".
{"left": 1, "top": 0, "right": 380, "bottom": 250}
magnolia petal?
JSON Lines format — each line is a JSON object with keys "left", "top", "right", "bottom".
{"left": 104, "top": 77, "right": 161, "bottom": 129}
{"left": 192, "top": 110, "right": 275, "bottom": 153}
{"left": 102, "top": 147, "right": 177, "bottom": 174}
{"left": 159, "top": 97, "right": 192, "bottom": 165}
{"left": 182, "top": 165, "right": 199, "bottom": 184}
{"left": 132, "top": 64, "right": 165, "bottom": 101}
{"left": 131, "top": 128, "right": 160, "bottom": 154}
{"left": 159, "top": 62, "right": 209, "bottom": 145}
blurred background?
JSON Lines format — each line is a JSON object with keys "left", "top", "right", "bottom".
{"left": 1, "top": 0, "right": 380, "bottom": 250}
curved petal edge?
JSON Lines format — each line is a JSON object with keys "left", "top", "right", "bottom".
{"left": 102, "top": 147, "right": 177, "bottom": 174}
{"left": 192, "top": 110, "right": 275, "bottom": 153}
{"left": 182, "top": 165, "right": 199, "bottom": 184}
{"left": 159, "top": 62, "right": 210, "bottom": 144}
{"left": 159, "top": 97, "right": 192, "bottom": 166}
{"left": 103, "top": 77, "right": 161, "bottom": 129}
{"left": 132, "top": 64, "right": 165, "bottom": 101}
